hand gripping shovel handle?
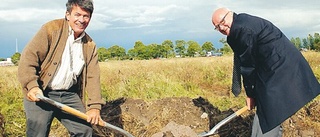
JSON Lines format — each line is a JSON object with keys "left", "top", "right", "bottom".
{"left": 36, "top": 94, "right": 134, "bottom": 137}
{"left": 198, "top": 106, "right": 248, "bottom": 137}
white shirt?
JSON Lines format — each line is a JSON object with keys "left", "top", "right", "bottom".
{"left": 48, "top": 27, "right": 85, "bottom": 90}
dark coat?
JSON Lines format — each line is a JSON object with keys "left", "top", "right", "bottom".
{"left": 227, "top": 13, "right": 320, "bottom": 133}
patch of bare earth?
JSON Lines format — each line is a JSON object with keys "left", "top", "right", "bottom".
{"left": 1, "top": 97, "right": 318, "bottom": 137}
{"left": 282, "top": 100, "right": 320, "bottom": 137}
{"left": 94, "top": 97, "right": 254, "bottom": 137}
{"left": 93, "top": 97, "right": 319, "bottom": 137}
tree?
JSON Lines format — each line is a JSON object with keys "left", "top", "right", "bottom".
{"left": 108, "top": 45, "right": 126, "bottom": 60}
{"left": 129, "top": 41, "right": 149, "bottom": 60}
{"left": 220, "top": 44, "right": 232, "bottom": 54}
{"left": 97, "top": 47, "right": 109, "bottom": 62}
{"left": 302, "top": 38, "right": 308, "bottom": 50}
{"left": 307, "top": 34, "right": 315, "bottom": 50}
{"left": 202, "top": 41, "right": 214, "bottom": 54}
{"left": 161, "top": 40, "right": 175, "bottom": 58}
{"left": 11, "top": 52, "right": 21, "bottom": 65}
{"left": 127, "top": 49, "right": 136, "bottom": 60}
{"left": 314, "top": 33, "right": 320, "bottom": 51}
{"left": 295, "top": 37, "right": 302, "bottom": 49}
{"left": 290, "top": 37, "right": 302, "bottom": 49}
{"left": 219, "top": 38, "right": 232, "bottom": 54}
{"left": 146, "top": 43, "right": 162, "bottom": 59}
{"left": 186, "top": 40, "right": 201, "bottom": 57}
{"left": 175, "top": 40, "right": 186, "bottom": 57}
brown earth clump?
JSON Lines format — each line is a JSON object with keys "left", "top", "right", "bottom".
{"left": 93, "top": 97, "right": 319, "bottom": 137}
{"left": 94, "top": 97, "right": 255, "bottom": 137}
{"left": 282, "top": 100, "right": 320, "bottom": 137}
{"left": 1, "top": 97, "right": 319, "bottom": 137}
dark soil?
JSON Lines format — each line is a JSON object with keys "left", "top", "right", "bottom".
{"left": 0, "top": 97, "right": 318, "bottom": 137}
{"left": 92, "top": 97, "right": 320, "bottom": 137}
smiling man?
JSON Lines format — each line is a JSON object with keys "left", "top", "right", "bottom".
{"left": 18, "top": 0, "right": 105, "bottom": 136}
{"left": 212, "top": 7, "right": 320, "bottom": 137}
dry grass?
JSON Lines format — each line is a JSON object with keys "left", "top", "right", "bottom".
{"left": 303, "top": 51, "right": 320, "bottom": 80}
{"left": 100, "top": 57, "right": 233, "bottom": 98}
{"left": 0, "top": 51, "right": 320, "bottom": 136}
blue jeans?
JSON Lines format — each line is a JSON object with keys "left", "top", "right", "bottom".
{"left": 23, "top": 90, "right": 92, "bottom": 137}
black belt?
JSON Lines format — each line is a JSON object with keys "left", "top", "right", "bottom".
{"left": 46, "top": 84, "right": 80, "bottom": 92}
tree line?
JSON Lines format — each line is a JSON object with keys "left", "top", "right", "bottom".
{"left": 2, "top": 33, "right": 319, "bottom": 64}
{"left": 97, "top": 40, "right": 221, "bottom": 61}
{"left": 98, "top": 32, "right": 320, "bottom": 61}
{"left": 290, "top": 33, "right": 320, "bottom": 50}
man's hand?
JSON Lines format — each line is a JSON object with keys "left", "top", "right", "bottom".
{"left": 27, "top": 87, "right": 43, "bottom": 102}
{"left": 86, "top": 109, "right": 101, "bottom": 125}
{"left": 246, "top": 97, "right": 255, "bottom": 110}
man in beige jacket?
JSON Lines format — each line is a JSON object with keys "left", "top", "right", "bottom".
{"left": 18, "top": 0, "right": 104, "bottom": 136}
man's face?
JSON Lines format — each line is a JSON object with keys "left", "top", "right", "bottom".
{"left": 212, "top": 11, "right": 231, "bottom": 36}
{"left": 65, "top": 5, "right": 91, "bottom": 38}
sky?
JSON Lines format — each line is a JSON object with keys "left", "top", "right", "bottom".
{"left": 0, "top": 0, "right": 319, "bottom": 58}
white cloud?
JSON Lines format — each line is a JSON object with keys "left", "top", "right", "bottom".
{"left": 1, "top": 0, "right": 320, "bottom": 58}
{"left": 93, "top": 4, "right": 189, "bottom": 30}
{"left": 0, "top": 8, "right": 64, "bottom": 22}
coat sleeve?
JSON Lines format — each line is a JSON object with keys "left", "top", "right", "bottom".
{"left": 18, "top": 24, "right": 50, "bottom": 92}
{"left": 84, "top": 40, "right": 105, "bottom": 110}
{"left": 237, "top": 29, "right": 257, "bottom": 98}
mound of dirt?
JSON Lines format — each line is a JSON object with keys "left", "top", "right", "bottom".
{"left": 93, "top": 96, "right": 320, "bottom": 137}
{"left": 94, "top": 97, "right": 255, "bottom": 137}
{"left": 1, "top": 97, "right": 319, "bottom": 137}
{"left": 151, "top": 121, "right": 199, "bottom": 137}
{"left": 282, "top": 100, "right": 320, "bottom": 137}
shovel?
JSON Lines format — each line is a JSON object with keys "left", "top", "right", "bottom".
{"left": 198, "top": 106, "right": 248, "bottom": 137}
{"left": 36, "top": 94, "right": 135, "bottom": 137}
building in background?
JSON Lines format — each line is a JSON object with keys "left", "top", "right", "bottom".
{"left": 0, "top": 58, "right": 14, "bottom": 66}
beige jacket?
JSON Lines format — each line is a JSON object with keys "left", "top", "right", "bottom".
{"left": 18, "top": 18, "right": 104, "bottom": 110}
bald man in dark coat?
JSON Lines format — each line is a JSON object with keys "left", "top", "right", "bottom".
{"left": 212, "top": 8, "right": 320, "bottom": 136}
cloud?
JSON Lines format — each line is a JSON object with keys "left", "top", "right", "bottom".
{"left": 1, "top": 0, "right": 320, "bottom": 58}
{"left": 0, "top": 8, "right": 64, "bottom": 22}
{"left": 92, "top": 4, "right": 189, "bottom": 31}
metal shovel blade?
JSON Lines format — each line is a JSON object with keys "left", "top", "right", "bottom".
{"left": 198, "top": 106, "right": 248, "bottom": 137}
{"left": 36, "top": 94, "right": 135, "bottom": 137}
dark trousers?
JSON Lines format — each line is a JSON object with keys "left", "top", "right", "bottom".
{"left": 23, "top": 90, "right": 92, "bottom": 137}
{"left": 251, "top": 114, "right": 282, "bottom": 137}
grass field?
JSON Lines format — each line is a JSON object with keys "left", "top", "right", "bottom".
{"left": 0, "top": 51, "right": 320, "bottom": 136}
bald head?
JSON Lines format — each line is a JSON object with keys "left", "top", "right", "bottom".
{"left": 211, "top": 7, "right": 233, "bottom": 35}
{"left": 212, "top": 8, "right": 230, "bottom": 25}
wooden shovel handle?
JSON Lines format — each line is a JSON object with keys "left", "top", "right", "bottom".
{"left": 36, "top": 94, "right": 135, "bottom": 137}
{"left": 235, "top": 106, "right": 248, "bottom": 116}
{"left": 60, "top": 104, "right": 106, "bottom": 126}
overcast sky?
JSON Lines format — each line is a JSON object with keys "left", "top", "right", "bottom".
{"left": 0, "top": 0, "right": 319, "bottom": 58}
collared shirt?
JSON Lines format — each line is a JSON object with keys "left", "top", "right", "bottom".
{"left": 48, "top": 26, "right": 85, "bottom": 90}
